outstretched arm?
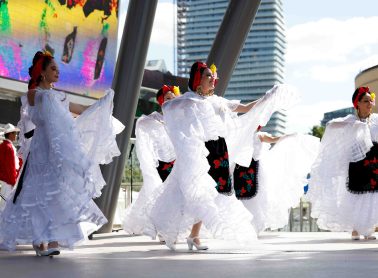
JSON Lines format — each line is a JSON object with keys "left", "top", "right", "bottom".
{"left": 258, "top": 133, "right": 281, "bottom": 144}
{"left": 69, "top": 102, "right": 89, "bottom": 115}
{"left": 233, "top": 99, "right": 259, "bottom": 113}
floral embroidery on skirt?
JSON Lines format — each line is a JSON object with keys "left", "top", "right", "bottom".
{"left": 205, "top": 137, "right": 232, "bottom": 195}
{"left": 157, "top": 160, "right": 175, "bottom": 182}
{"left": 234, "top": 158, "right": 259, "bottom": 199}
{"left": 348, "top": 142, "right": 378, "bottom": 194}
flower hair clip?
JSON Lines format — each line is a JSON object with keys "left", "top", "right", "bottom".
{"left": 370, "top": 92, "right": 375, "bottom": 102}
{"left": 172, "top": 86, "right": 180, "bottom": 96}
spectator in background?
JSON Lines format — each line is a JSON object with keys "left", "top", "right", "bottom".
{"left": 0, "top": 123, "right": 22, "bottom": 208}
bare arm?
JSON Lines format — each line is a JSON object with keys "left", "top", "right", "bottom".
{"left": 27, "top": 89, "right": 36, "bottom": 106}
{"left": 258, "top": 133, "right": 281, "bottom": 144}
{"left": 233, "top": 99, "right": 259, "bottom": 113}
{"left": 69, "top": 102, "right": 89, "bottom": 115}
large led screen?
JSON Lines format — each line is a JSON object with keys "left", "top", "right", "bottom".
{"left": 0, "top": 0, "right": 118, "bottom": 97}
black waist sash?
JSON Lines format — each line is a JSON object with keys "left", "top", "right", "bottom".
{"left": 13, "top": 155, "right": 28, "bottom": 203}
{"left": 13, "top": 129, "right": 34, "bottom": 203}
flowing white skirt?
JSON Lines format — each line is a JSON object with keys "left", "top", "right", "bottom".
{"left": 241, "top": 134, "right": 320, "bottom": 233}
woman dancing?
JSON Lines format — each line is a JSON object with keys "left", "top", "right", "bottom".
{"left": 308, "top": 86, "right": 378, "bottom": 240}
{"left": 0, "top": 51, "right": 124, "bottom": 256}
{"left": 148, "top": 61, "right": 299, "bottom": 250}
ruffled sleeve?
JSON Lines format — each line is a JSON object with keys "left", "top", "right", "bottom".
{"left": 17, "top": 96, "right": 35, "bottom": 161}
{"left": 226, "top": 84, "right": 300, "bottom": 167}
{"left": 75, "top": 89, "right": 125, "bottom": 165}
{"left": 134, "top": 113, "right": 173, "bottom": 194}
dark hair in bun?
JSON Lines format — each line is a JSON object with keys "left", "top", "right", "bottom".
{"left": 28, "top": 51, "right": 54, "bottom": 89}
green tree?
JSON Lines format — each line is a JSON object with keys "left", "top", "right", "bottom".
{"left": 309, "top": 125, "right": 325, "bottom": 139}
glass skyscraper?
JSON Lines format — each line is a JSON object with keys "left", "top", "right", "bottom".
{"left": 177, "top": 0, "right": 287, "bottom": 135}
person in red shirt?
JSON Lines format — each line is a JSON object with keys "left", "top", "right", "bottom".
{"left": 0, "top": 123, "right": 22, "bottom": 208}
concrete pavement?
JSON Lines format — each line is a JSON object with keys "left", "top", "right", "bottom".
{"left": 1, "top": 232, "right": 378, "bottom": 278}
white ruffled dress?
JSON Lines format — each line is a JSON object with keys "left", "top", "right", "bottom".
{"left": 239, "top": 132, "right": 320, "bottom": 233}
{"left": 123, "top": 112, "right": 175, "bottom": 236}
{"left": 146, "top": 85, "right": 299, "bottom": 247}
{"left": 307, "top": 114, "right": 378, "bottom": 236}
{"left": 0, "top": 88, "right": 124, "bottom": 250}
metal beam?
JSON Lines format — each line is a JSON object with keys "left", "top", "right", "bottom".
{"left": 95, "top": 0, "right": 158, "bottom": 233}
{"left": 206, "top": 0, "right": 261, "bottom": 97}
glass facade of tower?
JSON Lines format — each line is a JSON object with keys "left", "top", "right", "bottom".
{"left": 177, "top": 0, "right": 287, "bottom": 135}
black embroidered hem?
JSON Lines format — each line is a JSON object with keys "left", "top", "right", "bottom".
{"left": 233, "top": 159, "right": 259, "bottom": 200}
{"left": 205, "top": 137, "right": 232, "bottom": 194}
{"left": 347, "top": 142, "right": 378, "bottom": 194}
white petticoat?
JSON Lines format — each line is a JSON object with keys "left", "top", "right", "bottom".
{"left": 0, "top": 88, "right": 124, "bottom": 250}
{"left": 240, "top": 133, "right": 320, "bottom": 233}
{"left": 307, "top": 114, "right": 378, "bottom": 235}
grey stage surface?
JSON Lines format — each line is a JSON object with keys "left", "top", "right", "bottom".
{"left": 1, "top": 232, "right": 378, "bottom": 278}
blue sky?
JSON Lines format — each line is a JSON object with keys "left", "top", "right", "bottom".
{"left": 119, "top": 0, "right": 378, "bottom": 133}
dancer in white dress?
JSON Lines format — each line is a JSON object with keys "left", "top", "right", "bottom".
{"left": 234, "top": 130, "right": 319, "bottom": 234}
{"left": 123, "top": 85, "right": 179, "bottom": 237}
{"left": 308, "top": 86, "right": 378, "bottom": 240}
{"left": 0, "top": 51, "right": 124, "bottom": 256}
{"left": 148, "top": 62, "right": 299, "bottom": 250}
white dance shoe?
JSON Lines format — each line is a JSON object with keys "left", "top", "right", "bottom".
{"left": 187, "top": 237, "right": 208, "bottom": 251}
{"left": 33, "top": 245, "right": 48, "bottom": 256}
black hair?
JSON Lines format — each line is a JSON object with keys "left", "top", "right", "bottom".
{"left": 188, "top": 61, "right": 206, "bottom": 91}
{"left": 4, "top": 132, "right": 12, "bottom": 139}
{"left": 156, "top": 87, "right": 164, "bottom": 102}
{"left": 28, "top": 51, "right": 54, "bottom": 89}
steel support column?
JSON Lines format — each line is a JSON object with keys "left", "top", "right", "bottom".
{"left": 95, "top": 0, "right": 158, "bottom": 233}
{"left": 206, "top": 0, "right": 261, "bottom": 97}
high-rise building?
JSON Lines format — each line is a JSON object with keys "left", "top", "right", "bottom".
{"left": 321, "top": 107, "right": 354, "bottom": 127}
{"left": 177, "top": 0, "right": 287, "bottom": 135}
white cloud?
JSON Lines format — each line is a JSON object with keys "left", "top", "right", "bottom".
{"left": 150, "top": 3, "right": 176, "bottom": 46}
{"left": 116, "top": 1, "right": 176, "bottom": 70}
{"left": 286, "top": 17, "right": 378, "bottom": 64}
{"left": 308, "top": 54, "right": 378, "bottom": 83}
{"left": 117, "top": 1, "right": 176, "bottom": 49}
{"left": 286, "top": 100, "right": 352, "bottom": 134}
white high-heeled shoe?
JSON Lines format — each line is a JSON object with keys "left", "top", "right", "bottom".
{"left": 157, "top": 234, "right": 166, "bottom": 243}
{"left": 351, "top": 235, "right": 360, "bottom": 240}
{"left": 46, "top": 247, "right": 61, "bottom": 256}
{"left": 33, "top": 245, "right": 48, "bottom": 257}
{"left": 165, "top": 241, "right": 176, "bottom": 251}
{"left": 351, "top": 231, "right": 360, "bottom": 240}
{"left": 187, "top": 237, "right": 208, "bottom": 251}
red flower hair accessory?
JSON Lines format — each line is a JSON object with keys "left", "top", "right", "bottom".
{"left": 192, "top": 62, "right": 208, "bottom": 91}
{"left": 353, "top": 86, "right": 370, "bottom": 108}
{"left": 157, "top": 85, "right": 180, "bottom": 106}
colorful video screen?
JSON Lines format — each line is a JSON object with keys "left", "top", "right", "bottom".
{"left": 0, "top": 0, "right": 118, "bottom": 98}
